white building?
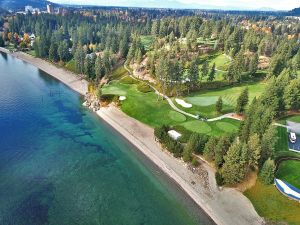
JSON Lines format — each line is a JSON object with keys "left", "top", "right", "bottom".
{"left": 25, "top": 5, "right": 33, "bottom": 13}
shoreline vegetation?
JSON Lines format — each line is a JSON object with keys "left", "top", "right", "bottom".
{"left": 0, "top": 48, "right": 264, "bottom": 225}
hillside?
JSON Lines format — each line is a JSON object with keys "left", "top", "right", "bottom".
{"left": 289, "top": 7, "right": 300, "bottom": 16}
{"left": 0, "top": 0, "right": 50, "bottom": 10}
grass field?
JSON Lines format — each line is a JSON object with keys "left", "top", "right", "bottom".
{"left": 209, "top": 54, "right": 231, "bottom": 71}
{"left": 173, "top": 81, "right": 266, "bottom": 118}
{"left": 244, "top": 180, "right": 300, "bottom": 225}
{"left": 102, "top": 78, "right": 241, "bottom": 135}
{"left": 276, "top": 160, "right": 300, "bottom": 189}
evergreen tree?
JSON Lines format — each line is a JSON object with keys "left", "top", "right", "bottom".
{"left": 74, "top": 45, "right": 86, "bottom": 74}
{"left": 49, "top": 41, "right": 59, "bottom": 62}
{"left": 200, "top": 61, "right": 209, "bottom": 80}
{"left": 247, "top": 134, "right": 261, "bottom": 168}
{"left": 95, "top": 56, "right": 105, "bottom": 80}
{"left": 235, "top": 88, "right": 249, "bottom": 114}
{"left": 284, "top": 78, "right": 300, "bottom": 110}
{"left": 222, "top": 140, "right": 247, "bottom": 184}
{"left": 216, "top": 97, "right": 223, "bottom": 113}
{"left": 260, "top": 126, "right": 277, "bottom": 167}
{"left": 260, "top": 158, "right": 275, "bottom": 184}
{"left": 207, "top": 63, "right": 216, "bottom": 82}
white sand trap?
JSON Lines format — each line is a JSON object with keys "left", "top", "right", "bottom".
{"left": 119, "top": 96, "right": 126, "bottom": 101}
{"left": 175, "top": 98, "right": 192, "bottom": 108}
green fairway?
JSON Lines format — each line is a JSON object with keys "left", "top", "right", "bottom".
{"left": 186, "top": 96, "right": 231, "bottom": 106}
{"left": 174, "top": 82, "right": 265, "bottom": 118}
{"left": 276, "top": 160, "right": 300, "bottom": 189}
{"left": 216, "top": 121, "right": 239, "bottom": 133}
{"left": 182, "top": 121, "right": 212, "bottom": 134}
{"left": 245, "top": 180, "right": 300, "bottom": 225}
{"left": 102, "top": 78, "right": 241, "bottom": 135}
{"left": 287, "top": 115, "right": 300, "bottom": 123}
{"left": 209, "top": 54, "right": 231, "bottom": 71}
{"left": 102, "top": 82, "right": 128, "bottom": 96}
{"left": 169, "top": 111, "right": 187, "bottom": 122}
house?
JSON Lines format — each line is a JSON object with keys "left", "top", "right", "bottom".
{"left": 168, "top": 130, "right": 182, "bottom": 141}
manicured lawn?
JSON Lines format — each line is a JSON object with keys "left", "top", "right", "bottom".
{"left": 173, "top": 82, "right": 265, "bottom": 118}
{"left": 168, "top": 111, "right": 187, "bottom": 122}
{"left": 276, "top": 160, "right": 300, "bottom": 189}
{"left": 287, "top": 115, "right": 300, "bottom": 123}
{"left": 102, "top": 80, "right": 180, "bottom": 127}
{"left": 244, "top": 180, "right": 300, "bottom": 225}
{"left": 182, "top": 121, "right": 212, "bottom": 134}
{"left": 177, "top": 118, "right": 240, "bottom": 136}
{"left": 277, "top": 115, "right": 300, "bottom": 125}
{"left": 102, "top": 79, "right": 241, "bottom": 135}
{"left": 209, "top": 54, "right": 231, "bottom": 71}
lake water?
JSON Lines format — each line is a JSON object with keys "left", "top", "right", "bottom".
{"left": 0, "top": 52, "right": 214, "bottom": 225}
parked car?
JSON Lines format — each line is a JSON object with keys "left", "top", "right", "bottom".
{"left": 289, "top": 132, "right": 297, "bottom": 143}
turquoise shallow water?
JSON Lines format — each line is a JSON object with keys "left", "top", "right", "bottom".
{"left": 0, "top": 53, "right": 214, "bottom": 225}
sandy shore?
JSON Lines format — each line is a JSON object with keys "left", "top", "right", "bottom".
{"left": 0, "top": 48, "right": 264, "bottom": 225}
{"left": 0, "top": 48, "right": 88, "bottom": 95}
{"left": 98, "top": 106, "right": 264, "bottom": 225}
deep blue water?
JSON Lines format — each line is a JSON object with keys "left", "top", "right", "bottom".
{"left": 0, "top": 52, "right": 213, "bottom": 225}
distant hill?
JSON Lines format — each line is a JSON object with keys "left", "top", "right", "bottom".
{"left": 289, "top": 7, "right": 300, "bottom": 16}
{"left": 0, "top": 0, "right": 56, "bottom": 10}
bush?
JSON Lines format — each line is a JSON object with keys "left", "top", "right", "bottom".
{"left": 100, "top": 94, "right": 117, "bottom": 103}
{"left": 137, "top": 83, "right": 153, "bottom": 93}
{"left": 119, "top": 76, "right": 139, "bottom": 84}
{"left": 215, "top": 171, "right": 224, "bottom": 186}
{"left": 192, "top": 157, "right": 200, "bottom": 167}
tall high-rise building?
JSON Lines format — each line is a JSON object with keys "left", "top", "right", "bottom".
{"left": 47, "top": 4, "right": 54, "bottom": 14}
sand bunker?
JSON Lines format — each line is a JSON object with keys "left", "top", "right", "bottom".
{"left": 175, "top": 98, "right": 192, "bottom": 108}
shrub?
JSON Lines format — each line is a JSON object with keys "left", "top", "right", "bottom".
{"left": 215, "top": 171, "right": 224, "bottom": 186}
{"left": 192, "top": 157, "right": 200, "bottom": 167}
{"left": 137, "top": 83, "right": 153, "bottom": 93}
{"left": 119, "top": 76, "right": 139, "bottom": 84}
{"left": 100, "top": 94, "right": 117, "bottom": 103}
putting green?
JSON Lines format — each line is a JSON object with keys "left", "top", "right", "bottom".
{"left": 186, "top": 96, "right": 231, "bottom": 106}
{"left": 102, "top": 85, "right": 127, "bottom": 96}
{"left": 216, "top": 121, "right": 239, "bottom": 133}
{"left": 168, "top": 111, "right": 187, "bottom": 122}
{"left": 182, "top": 121, "right": 212, "bottom": 133}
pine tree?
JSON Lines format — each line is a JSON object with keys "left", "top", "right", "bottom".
{"left": 284, "top": 78, "right": 300, "bottom": 110}
{"left": 235, "top": 88, "right": 249, "bottom": 114}
{"left": 216, "top": 97, "right": 223, "bottom": 113}
{"left": 260, "top": 158, "right": 275, "bottom": 184}
{"left": 222, "top": 140, "right": 247, "bottom": 184}
{"left": 247, "top": 134, "right": 261, "bottom": 168}
{"left": 201, "top": 61, "right": 209, "bottom": 80}
{"left": 49, "top": 42, "right": 59, "bottom": 62}
{"left": 207, "top": 63, "right": 216, "bottom": 82}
